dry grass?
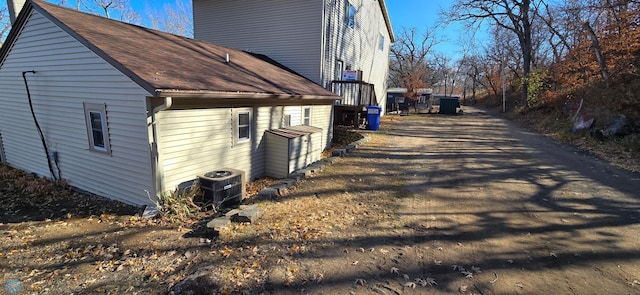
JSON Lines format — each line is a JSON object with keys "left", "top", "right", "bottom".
{"left": 477, "top": 81, "right": 640, "bottom": 173}
{"left": 0, "top": 129, "right": 397, "bottom": 294}
{"left": 208, "top": 163, "right": 401, "bottom": 292}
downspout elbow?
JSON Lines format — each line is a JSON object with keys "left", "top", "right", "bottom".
{"left": 153, "top": 96, "right": 173, "bottom": 113}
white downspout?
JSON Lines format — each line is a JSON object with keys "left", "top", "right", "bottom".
{"left": 144, "top": 96, "right": 172, "bottom": 218}
{"left": 153, "top": 96, "right": 173, "bottom": 114}
{"left": 320, "top": 0, "right": 328, "bottom": 89}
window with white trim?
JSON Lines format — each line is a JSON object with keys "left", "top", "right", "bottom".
{"left": 83, "top": 102, "right": 111, "bottom": 154}
{"left": 379, "top": 33, "right": 385, "bottom": 51}
{"left": 333, "top": 60, "right": 344, "bottom": 95}
{"left": 283, "top": 114, "right": 292, "bottom": 127}
{"left": 346, "top": 2, "right": 355, "bottom": 29}
{"left": 234, "top": 108, "right": 252, "bottom": 144}
{"left": 303, "top": 107, "right": 312, "bottom": 125}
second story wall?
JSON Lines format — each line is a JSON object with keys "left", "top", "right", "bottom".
{"left": 193, "top": 0, "right": 324, "bottom": 84}
{"left": 321, "top": 0, "right": 392, "bottom": 111}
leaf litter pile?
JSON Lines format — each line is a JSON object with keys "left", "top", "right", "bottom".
{"left": 0, "top": 151, "right": 411, "bottom": 294}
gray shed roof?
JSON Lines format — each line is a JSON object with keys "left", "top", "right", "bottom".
{"left": 266, "top": 126, "right": 323, "bottom": 139}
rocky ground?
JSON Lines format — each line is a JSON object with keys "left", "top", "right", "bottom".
{"left": 1, "top": 106, "right": 639, "bottom": 294}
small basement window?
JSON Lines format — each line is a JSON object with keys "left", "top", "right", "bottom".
{"left": 83, "top": 102, "right": 111, "bottom": 154}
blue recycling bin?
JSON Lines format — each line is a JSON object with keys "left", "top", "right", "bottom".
{"left": 366, "top": 105, "right": 382, "bottom": 131}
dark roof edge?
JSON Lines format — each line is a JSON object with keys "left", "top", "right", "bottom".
{"left": 155, "top": 89, "right": 341, "bottom": 100}
{"left": 0, "top": 1, "right": 32, "bottom": 68}
{"left": 1, "top": 0, "right": 157, "bottom": 96}
{"left": 378, "top": 0, "right": 395, "bottom": 42}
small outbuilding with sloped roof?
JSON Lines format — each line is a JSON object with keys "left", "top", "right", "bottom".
{"left": 0, "top": 0, "right": 340, "bottom": 210}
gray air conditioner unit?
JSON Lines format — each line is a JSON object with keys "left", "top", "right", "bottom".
{"left": 197, "top": 168, "right": 245, "bottom": 208}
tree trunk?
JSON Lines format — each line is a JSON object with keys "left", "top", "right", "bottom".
{"left": 582, "top": 21, "right": 610, "bottom": 86}
{"left": 519, "top": 0, "right": 532, "bottom": 107}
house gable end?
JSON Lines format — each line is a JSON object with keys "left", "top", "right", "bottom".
{"left": 0, "top": 6, "right": 155, "bottom": 206}
{"left": 30, "top": 1, "right": 156, "bottom": 95}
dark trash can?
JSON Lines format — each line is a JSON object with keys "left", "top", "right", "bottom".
{"left": 439, "top": 97, "right": 459, "bottom": 115}
{"left": 366, "top": 105, "right": 382, "bottom": 131}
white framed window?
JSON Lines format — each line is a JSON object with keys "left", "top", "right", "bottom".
{"left": 234, "top": 108, "right": 252, "bottom": 144}
{"left": 379, "top": 33, "right": 385, "bottom": 51}
{"left": 83, "top": 102, "right": 111, "bottom": 154}
{"left": 346, "top": 2, "right": 355, "bottom": 29}
{"left": 283, "top": 114, "right": 292, "bottom": 127}
{"left": 334, "top": 59, "right": 344, "bottom": 95}
{"left": 303, "top": 107, "right": 312, "bottom": 126}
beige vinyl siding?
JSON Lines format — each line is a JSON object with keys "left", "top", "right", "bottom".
{"left": 157, "top": 104, "right": 334, "bottom": 190}
{"left": 156, "top": 108, "right": 260, "bottom": 191}
{"left": 0, "top": 10, "right": 154, "bottom": 206}
{"left": 284, "top": 106, "right": 302, "bottom": 126}
{"left": 193, "top": 0, "right": 323, "bottom": 84}
{"left": 311, "top": 104, "right": 334, "bottom": 149}
{"left": 322, "top": 0, "right": 391, "bottom": 114}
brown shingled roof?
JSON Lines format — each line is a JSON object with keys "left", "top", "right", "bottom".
{"left": 13, "top": 0, "right": 339, "bottom": 99}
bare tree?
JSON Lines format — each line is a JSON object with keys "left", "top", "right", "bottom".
{"left": 147, "top": 0, "right": 193, "bottom": 37}
{"left": 58, "top": 0, "right": 140, "bottom": 23}
{"left": 460, "top": 54, "right": 484, "bottom": 103}
{"left": 388, "top": 27, "right": 439, "bottom": 99}
{"left": 1, "top": 6, "right": 10, "bottom": 45}
{"left": 447, "top": 0, "right": 539, "bottom": 106}
{"left": 431, "top": 53, "right": 451, "bottom": 95}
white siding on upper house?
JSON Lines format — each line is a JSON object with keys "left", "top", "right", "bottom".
{"left": 0, "top": 10, "right": 155, "bottom": 206}
{"left": 192, "top": 0, "right": 391, "bottom": 114}
{"left": 193, "top": 0, "right": 324, "bottom": 84}
{"left": 322, "top": 0, "right": 392, "bottom": 114}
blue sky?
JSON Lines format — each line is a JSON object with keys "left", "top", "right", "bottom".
{"left": 129, "top": 0, "right": 476, "bottom": 58}
{"left": 2, "top": 0, "right": 481, "bottom": 59}
{"left": 384, "top": 0, "right": 485, "bottom": 59}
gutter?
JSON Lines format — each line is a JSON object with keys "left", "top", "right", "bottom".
{"left": 152, "top": 96, "right": 173, "bottom": 112}
{"left": 154, "top": 90, "right": 341, "bottom": 101}
{"left": 378, "top": 0, "right": 395, "bottom": 42}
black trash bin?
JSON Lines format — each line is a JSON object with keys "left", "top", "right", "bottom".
{"left": 439, "top": 97, "right": 459, "bottom": 115}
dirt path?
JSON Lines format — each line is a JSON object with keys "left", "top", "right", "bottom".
{"left": 272, "top": 107, "right": 640, "bottom": 294}
{"left": 2, "top": 107, "right": 639, "bottom": 294}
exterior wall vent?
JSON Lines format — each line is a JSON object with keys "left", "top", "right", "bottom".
{"left": 197, "top": 168, "right": 245, "bottom": 208}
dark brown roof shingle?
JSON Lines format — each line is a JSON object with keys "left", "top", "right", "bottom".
{"left": 23, "top": 0, "right": 339, "bottom": 99}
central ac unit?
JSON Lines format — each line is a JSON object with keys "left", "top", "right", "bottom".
{"left": 197, "top": 168, "right": 245, "bottom": 208}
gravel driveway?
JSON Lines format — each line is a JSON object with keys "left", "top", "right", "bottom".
{"left": 272, "top": 106, "right": 640, "bottom": 294}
